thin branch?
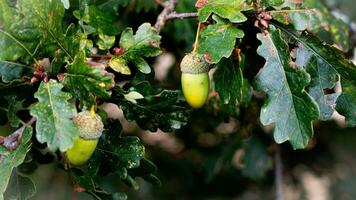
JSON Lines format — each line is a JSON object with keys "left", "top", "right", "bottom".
{"left": 166, "top": 12, "right": 198, "bottom": 20}
{"left": 2, "top": 117, "right": 36, "bottom": 150}
{"left": 274, "top": 146, "right": 284, "bottom": 200}
{"left": 154, "top": 0, "right": 179, "bottom": 33}
{"left": 89, "top": 54, "right": 112, "bottom": 59}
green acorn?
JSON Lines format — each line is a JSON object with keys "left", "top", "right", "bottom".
{"left": 66, "top": 110, "right": 104, "bottom": 166}
{"left": 181, "top": 52, "right": 210, "bottom": 108}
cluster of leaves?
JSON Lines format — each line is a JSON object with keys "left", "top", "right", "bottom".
{"left": 0, "top": 0, "right": 355, "bottom": 199}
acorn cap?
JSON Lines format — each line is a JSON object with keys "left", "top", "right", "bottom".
{"left": 73, "top": 111, "right": 104, "bottom": 140}
{"left": 180, "top": 53, "right": 210, "bottom": 74}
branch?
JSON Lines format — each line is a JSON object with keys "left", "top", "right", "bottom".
{"left": 1, "top": 117, "right": 36, "bottom": 150}
{"left": 274, "top": 146, "right": 284, "bottom": 200}
{"left": 154, "top": 0, "right": 179, "bottom": 33}
{"left": 166, "top": 12, "right": 198, "bottom": 20}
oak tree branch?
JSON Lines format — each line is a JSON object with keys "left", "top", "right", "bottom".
{"left": 154, "top": 0, "right": 179, "bottom": 33}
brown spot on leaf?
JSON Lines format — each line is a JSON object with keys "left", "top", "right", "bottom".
{"left": 204, "top": 53, "right": 212, "bottom": 63}
{"left": 195, "top": 0, "right": 208, "bottom": 9}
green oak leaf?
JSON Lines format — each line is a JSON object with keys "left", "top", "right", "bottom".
{"left": 109, "top": 56, "right": 131, "bottom": 75}
{"left": 305, "top": 57, "right": 339, "bottom": 120}
{"left": 198, "top": 15, "right": 244, "bottom": 63}
{"left": 197, "top": 0, "right": 253, "bottom": 23}
{"left": 30, "top": 79, "right": 79, "bottom": 152}
{"left": 280, "top": 0, "right": 350, "bottom": 51}
{"left": 116, "top": 23, "right": 162, "bottom": 74}
{"left": 336, "top": 80, "right": 356, "bottom": 126}
{"left": 96, "top": 34, "right": 116, "bottom": 50}
{"left": 3, "top": 170, "right": 36, "bottom": 200}
{"left": 112, "top": 82, "right": 190, "bottom": 132}
{"left": 254, "top": 27, "right": 319, "bottom": 149}
{"left": 73, "top": 5, "right": 119, "bottom": 35}
{"left": 279, "top": 26, "right": 356, "bottom": 125}
{"left": 0, "top": 127, "right": 32, "bottom": 200}
{"left": 214, "top": 57, "right": 252, "bottom": 108}
{"left": 64, "top": 57, "right": 115, "bottom": 101}
{"left": 0, "top": 61, "right": 33, "bottom": 83}
{"left": 269, "top": 9, "right": 315, "bottom": 31}
{"left": 0, "top": 0, "right": 74, "bottom": 62}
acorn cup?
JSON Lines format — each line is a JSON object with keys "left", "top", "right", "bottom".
{"left": 66, "top": 110, "right": 104, "bottom": 166}
{"left": 180, "top": 52, "right": 210, "bottom": 108}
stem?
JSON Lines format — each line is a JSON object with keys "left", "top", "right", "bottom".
{"left": 166, "top": 12, "right": 198, "bottom": 20}
{"left": 154, "top": 0, "right": 179, "bottom": 33}
{"left": 274, "top": 146, "right": 284, "bottom": 200}
{"left": 193, "top": 22, "right": 202, "bottom": 53}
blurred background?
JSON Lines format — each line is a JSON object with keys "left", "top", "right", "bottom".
{"left": 1, "top": 0, "right": 355, "bottom": 199}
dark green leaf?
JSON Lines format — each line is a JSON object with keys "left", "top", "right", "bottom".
{"left": 64, "top": 57, "right": 115, "bottom": 101}
{"left": 0, "top": 61, "right": 33, "bottom": 83}
{"left": 74, "top": 5, "right": 119, "bottom": 35}
{"left": 279, "top": 26, "right": 356, "bottom": 124}
{"left": 3, "top": 170, "right": 36, "bottom": 200}
{"left": 269, "top": 8, "right": 315, "bottom": 31}
{"left": 197, "top": 0, "right": 253, "bottom": 23}
{"left": 113, "top": 83, "right": 190, "bottom": 132}
{"left": 30, "top": 79, "right": 79, "bottom": 152}
{"left": 214, "top": 58, "right": 252, "bottom": 109}
{"left": 254, "top": 26, "right": 319, "bottom": 149}
{"left": 116, "top": 23, "right": 161, "bottom": 74}
{"left": 198, "top": 15, "right": 244, "bottom": 63}
{"left": 0, "top": 127, "right": 32, "bottom": 199}
{"left": 336, "top": 80, "right": 356, "bottom": 126}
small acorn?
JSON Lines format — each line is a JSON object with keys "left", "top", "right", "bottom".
{"left": 66, "top": 110, "right": 104, "bottom": 166}
{"left": 180, "top": 52, "right": 210, "bottom": 108}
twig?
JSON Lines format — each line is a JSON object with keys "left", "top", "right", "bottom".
{"left": 2, "top": 117, "right": 36, "bottom": 150}
{"left": 274, "top": 146, "right": 284, "bottom": 200}
{"left": 166, "top": 12, "right": 198, "bottom": 20}
{"left": 154, "top": 0, "right": 179, "bottom": 33}
{"left": 89, "top": 54, "right": 112, "bottom": 59}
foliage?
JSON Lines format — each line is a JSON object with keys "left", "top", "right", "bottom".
{"left": 0, "top": 0, "right": 355, "bottom": 199}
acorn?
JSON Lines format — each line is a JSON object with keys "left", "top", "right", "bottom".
{"left": 180, "top": 52, "right": 210, "bottom": 108}
{"left": 66, "top": 110, "right": 104, "bottom": 166}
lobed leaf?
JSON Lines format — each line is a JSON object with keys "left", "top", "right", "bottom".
{"left": 198, "top": 15, "right": 244, "bottom": 64}
{"left": 0, "top": 127, "right": 32, "bottom": 200}
{"left": 254, "top": 26, "right": 319, "bottom": 149}
{"left": 30, "top": 80, "right": 79, "bottom": 152}
{"left": 64, "top": 57, "right": 115, "bottom": 102}
{"left": 113, "top": 23, "right": 161, "bottom": 74}
{"left": 197, "top": 0, "right": 253, "bottom": 23}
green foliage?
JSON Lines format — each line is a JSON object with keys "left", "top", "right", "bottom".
{"left": 198, "top": 15, "right": 244, "bottom": 63}
{"left": 197, "top": 0, "right": 253, "bottom": 23}
{"left": 112, "top": 23, "right": 162, "bottom": 74}
{"left": 0, "top": 127, "right": 33, "bottom": 200}
{"left": 30, "top": 80, "right": 79, "bottom": 152}
{"left": 254, "top": 27, "right": 319, "bottom": 149}
{"left": 0, "top": 0, "right": 355, "bottom": 198}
